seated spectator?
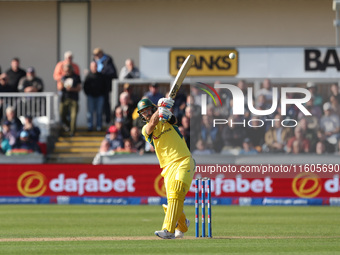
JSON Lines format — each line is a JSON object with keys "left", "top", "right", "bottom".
{"left": 286, "top": 126, "right": 310, "bottom": 154}
{"left": 130, "top": 127, "right": 145, "bottom": 155}
{"left": 114, "top": 91, "right": 134, "bottom": 130}
{"left": 180, "top": 115, "right": 191, "bottom": 149}
{"left": 115, "top": 138, "right": 137, "bottom": 154}
{"left": 1, "top": 121, "right": 16, "bottom": 146}
{"left": 320, "top": 102, "right": 340, "bottom": 145}
{"left": 119, "top": 58, "right": 140, "bottom": 80}
{"left": 239, "top": 138, "right": 258, "bottom": 155}
{"left": 255, "top": 79, "right": 273, "bottom": 105}
{"left": 17, "top": 67, "right": 44, "bottom": 92}
{"left": 4, "top": 106, "right": 23, "bottom": 136}
{"left": 330, "top": 95, "right": 340, "bottom": 116}
{"left": 0, "top": 127, "right": 11, "bottom": 154}
{"left": 105, "top": 125, "right": 123, "bottom": 151}
{"left": 306, "top": 82, "right": 323, "bottom": 108}
{"left": 316, "top": 141, "right": 326, "bottom": 155}
{"left": 222, "top": 115, "right": 247, "bottom": 148}
{"left": 92, "top": 139, "right": 115, "bottom": 165}
{"left": 330, "top": 83, "right": 340, "bottom": 103}
{"left": 144, "top": 82, "right": 164, "bottom": 104}
{"left": 298, "top": 97, "right": 321, "bottom": 129}
{"left": 263, "top": 114, "right": 292, "bottom": 152}
{"left": 200, "top": 115, "right": 223, "bottom": 153}
{"left": 114, "top": 118, "right": 130, "bottom": 140}
{"left": 20, "top": 115, "right": 41, "bottom": 142}
{"left": 8, "top": 130, "right": 41, "bottom": 155}
{"left": 192, "top": 139, "right": 213, "bottom": 155}
{"left": 298, "top": 118, "right": 318, "bottom": 152}
{"left": 316, "top": 128, "right": 335, "bottom": 153}
{"left": 245, "top": 116, "right": 266, "bottom": 151}
{"left": 123, "top": 83, "right": 139, "bottom": 108}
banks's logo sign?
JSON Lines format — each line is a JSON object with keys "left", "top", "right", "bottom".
{"left": 170, "top": 49, "right": 238, "bottom": 76}
{"left": 292, "top": 173, "right": 322, "bottom": 198}
{"left": 17, "top": 171, "right": 47, "bottom": 197}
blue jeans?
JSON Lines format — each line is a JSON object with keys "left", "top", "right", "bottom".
{"left": 87, "top": 95, "right": 104, "bottom": 130}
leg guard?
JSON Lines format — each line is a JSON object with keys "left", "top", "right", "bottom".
{"left": 162, "top": 204, "right": 188, "bottom": 233}
{"left": 162, "top": 180, "right": 189, "bottom": 233}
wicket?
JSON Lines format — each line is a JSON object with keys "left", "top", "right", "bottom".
{"left": 195, "top": 178, "right": 212, "bottom": 238}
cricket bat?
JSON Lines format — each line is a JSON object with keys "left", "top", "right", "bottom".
{"left": 168, "top": 54, "right": 195, "bottom": 99}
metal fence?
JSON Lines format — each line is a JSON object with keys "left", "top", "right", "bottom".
{"left": 0, "top": 92, "right": 59, "bottom": 123}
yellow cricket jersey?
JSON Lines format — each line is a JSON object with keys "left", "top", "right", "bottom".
{"left": 142, "top": 121, "right": 191, "bottom": 168}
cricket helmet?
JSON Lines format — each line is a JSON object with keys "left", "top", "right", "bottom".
{"left": 137, "top": 98, "right": 157, "bottom": 122}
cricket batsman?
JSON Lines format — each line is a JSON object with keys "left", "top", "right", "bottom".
{"left": 137, "top": 97, "right": 195, "bottom": 239}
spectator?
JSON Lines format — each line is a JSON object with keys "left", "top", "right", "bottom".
{"left": 123, "top": 83, "right": 139, "bottom": 108}
{"left": 92, "top": 139, "right": 115, "bottom": 165}
{"left": 180, "top": 115, "right": 191, "bottom": 149}
{"left": 306, "top": 82, "right": 323, "bottom": 108}
{"left": 115, "top": 138, "right": 137, "bottom": 154}
{"left": 119, "top": 58, "right": 140, "bottom": 80}
{"left": 6, "top": 57, "right": 26, "bottom": 92}
{"left": 144, "top": 82, "right": 164, "bottom": 104}
{"left": 263, "top": 114, "right": 292, "bottom": 152}
{"left": 255, "top": 79, "right": 273, "bottom": 104}
{"left": 114, "top": 91, "right": 134, "bottom": 130}
{"left": 130, "top": 126, "right": 145, "bottom": 155}
{"left": 59, "top": 64, "right": 82, "bottom": 136}
{"left": 335, "top": 140, "right": 340, "bottom": 155}
{"left": 0, "top": 73, "right": 13, "bottom": 92}
{"left": 330, "top": 83, "right": 340, "bottom": 103}
{"left": 4, "top": 106, "right": 23, "bottom": 136}
{"left": 93, "top": 47, "right": 118, "bottom": 125}
{"left": 0, "top": 127, "right": 11, "bottom": 154}
{"left": 316, "top": 128, "right": 335, "bottom": 153}
{"left": 17, "top": 67, "right": 44, "bottom": 92}
{"left": 105, "top": 125, "right": 123, "bottom": 151}
{"left": 297, "top": 97, "right": 322, "bottom": 129}
{"left": 320, "top": 102, "right": 340, "bottom": 145}
{"left": 84, "top": 61, "right": 106, "bottom": 131}
{"left": 200, "top": 115, "right": 223, "bottom": 153}
{"left": 10, "top": 130, "right": 41, "bottom": 154}
{"left": 329, "top": 95, "right": 340, "bottom": 116}
{"left": 114, "top": 118, "right": 130, "bottom": 140}
{"left": 245, "top": 116, "right": 266, "bottom": 150}
{"left": 239, "top": 138, "right": 258, "bottom": 155}
{"left": 1, "top": 121, "right": 16, "bottom": 146}
{"left": 20, "top": 115, "right": 41, "bottom": 143}
{"left": 286, "top": 126, "right": 310, "bottom": 154}
{"left": 222, "top": 115, "right": 247, "bottom": 149}
{"left": 53, "top": 51, "right": 80, "bottom": 92}
{"left": 316, "top": 141, "right": 326, "bottom": 155}
{"left": 298, "top": 118, "right": 318, "bottom": 152}
{"left": 192, "top": 139, "right": 213, "bottom": 155}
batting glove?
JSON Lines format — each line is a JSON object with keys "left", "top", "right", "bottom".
{"left": 158, "top": 97, "right": 174, "bottom": 109}
{"left": 158, "top": 107, "right": 173, "bottom": 122}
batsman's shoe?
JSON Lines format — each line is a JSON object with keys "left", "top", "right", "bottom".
{"left": 175, "top": 218, "right": 190, "bottom": 238}
{"left": 154, "top": 229, "right": 175, "bottom": 239}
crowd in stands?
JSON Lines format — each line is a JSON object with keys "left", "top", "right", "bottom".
{"left": 2, "top": 51, "right": 340, "bottom": 159}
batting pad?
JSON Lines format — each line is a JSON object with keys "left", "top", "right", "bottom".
{"left": 162, "top": 204, "right": 188, "bottom": 233}
{"left": 162, "top": 180, "right": 188, "bottom": 233}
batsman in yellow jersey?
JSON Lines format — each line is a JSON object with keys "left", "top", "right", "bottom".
{"left": 137, "top": 97, "right": 195, "bottom": 239}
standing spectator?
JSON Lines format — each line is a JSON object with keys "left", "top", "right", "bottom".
{"left": 84, "top": 61, "right": 106, "bottom": 131}
{"left": 119, "top": 58, "right": 140, "bottom": 80}
{"left": 59, "top": 64, "right": 82, "bottom": 136}
{"left": 93, "top": 47, "right": 118, "bottom": 125}
{"left": 20, "top": 115, "right": 41, "bottom": 143}
{"left": 18, "top": 67, "right": 44, "bottom": 92}
{"left": 5, "top": 57, "right": 26, "bottom": 92}
{"left": 0, "top": 73, "right": 13, "bottom": 92}
{"left": 53, "top": 51, "right": 80, "bottom": 92}
{"left": 144, "top": 82, "right": 164, "bottom": 104}
{"left": 4, "top": 106, "right": 23, "bottom": 136}
{"left": 0, "top": 127, "right": 11, "bottom": 154}
{"left": 320, "top": 102, "right": 340, "bottom": 145}
{"left": 0, "top": 73, "right": 13, "bottom": 120}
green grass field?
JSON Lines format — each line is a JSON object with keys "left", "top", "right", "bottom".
{"left": 0, "top": 205, "right": 339, "bottom": 255}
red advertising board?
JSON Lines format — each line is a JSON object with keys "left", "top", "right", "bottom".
{"left": 0, "top": 164, "right": 339, "bottom": 198}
